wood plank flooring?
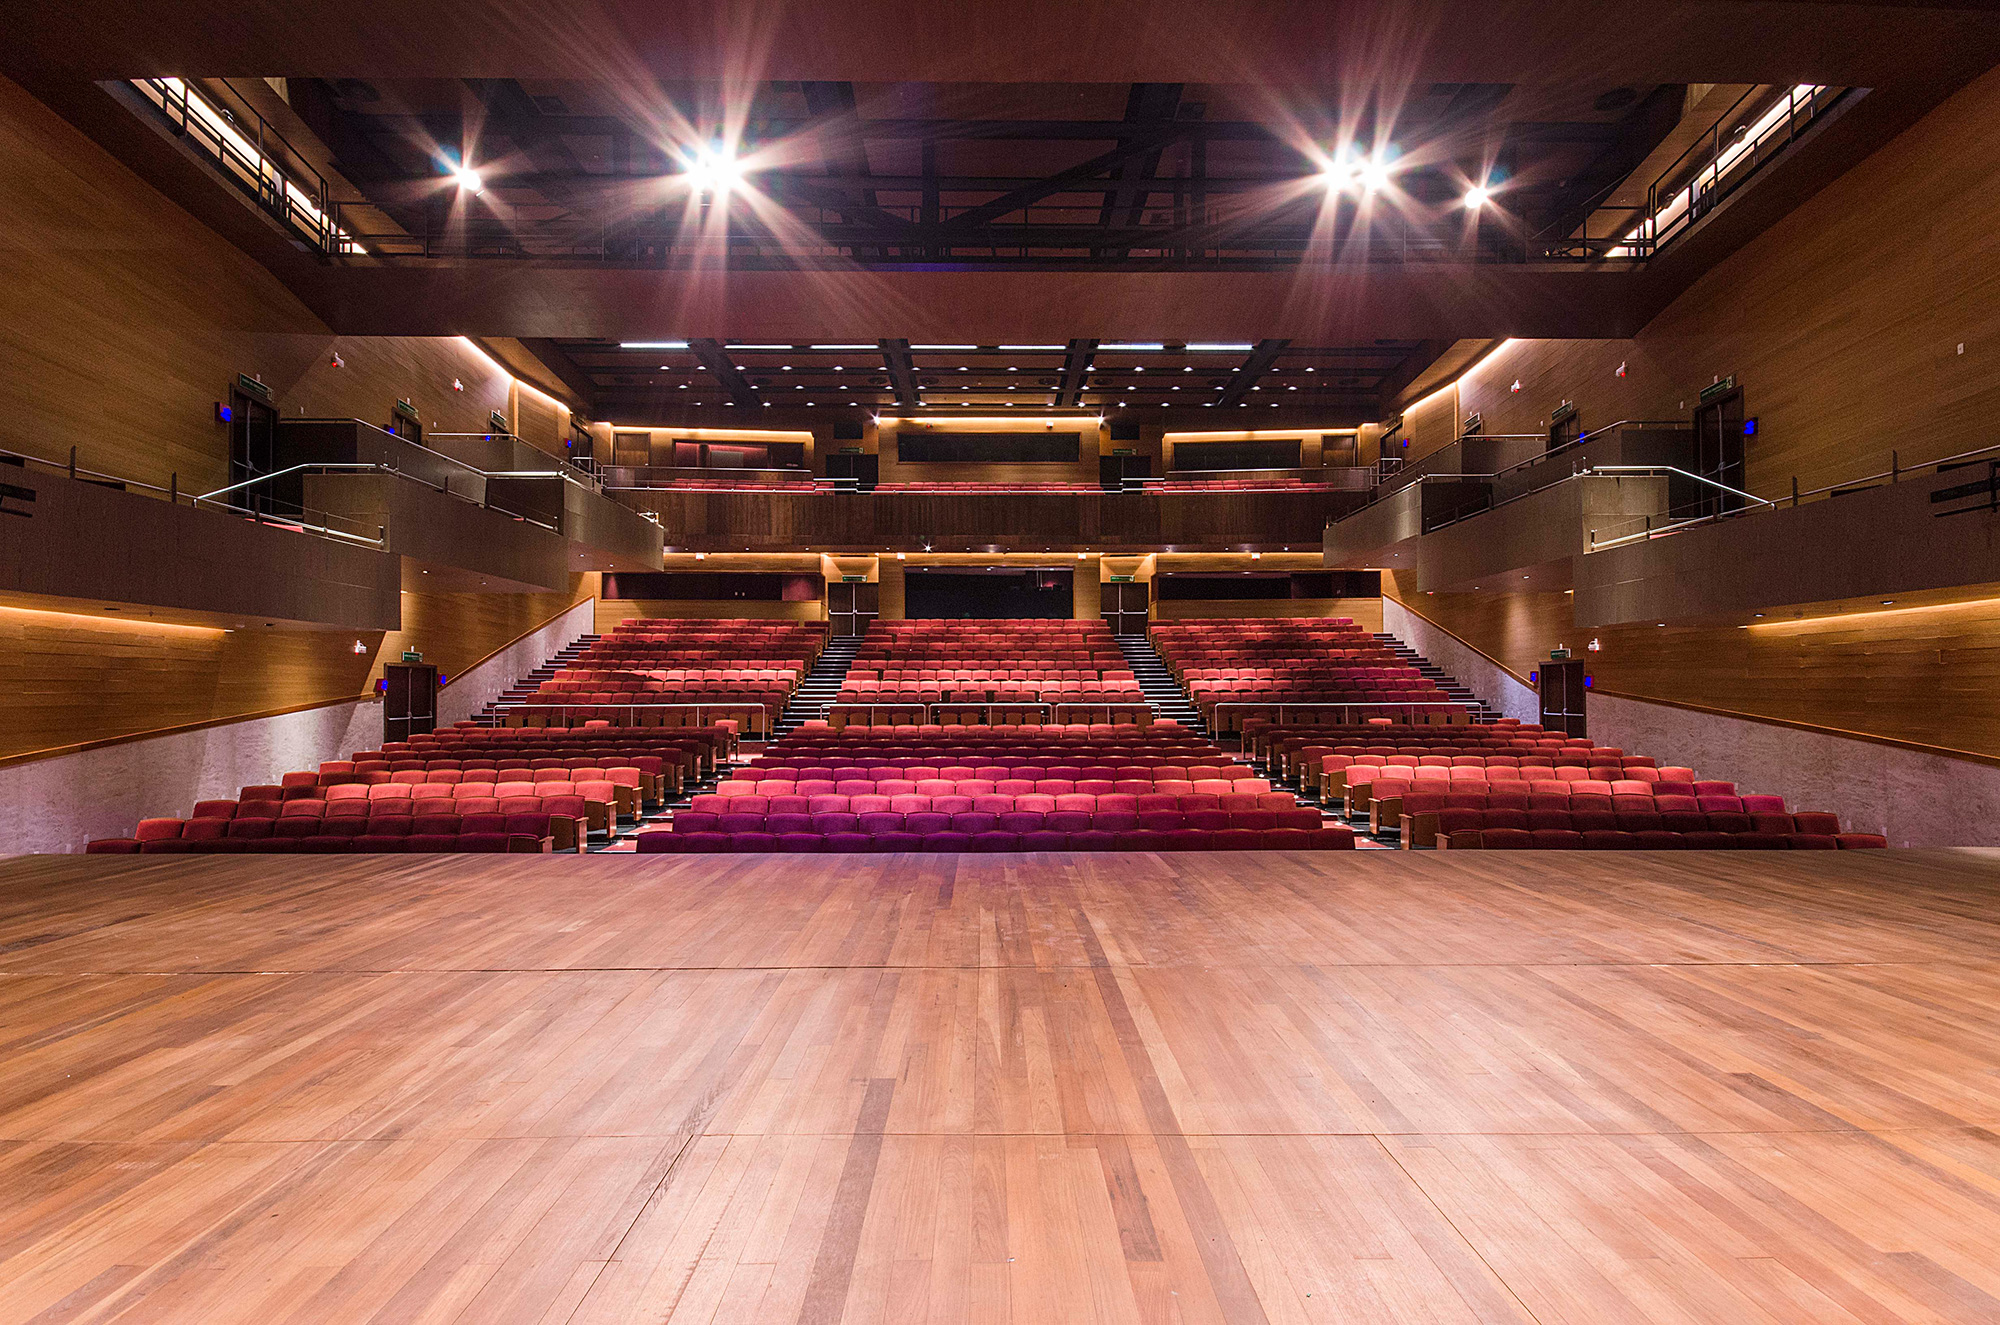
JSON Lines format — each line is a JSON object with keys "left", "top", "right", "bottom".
{"left": 2, "top": 849, "right": 1999, "bottom": 1322}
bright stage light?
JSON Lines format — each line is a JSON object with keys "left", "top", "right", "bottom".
{"left": 683, "top": 146, "right": 745, "bottom": 195}
{"left": 1464, "top": 184, "right": 1491, "bottom": 209}
{"left": 453, "top": 165, "right": 483, "bottom": 193}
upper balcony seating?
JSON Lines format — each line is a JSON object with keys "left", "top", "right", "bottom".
{"left": 1156, "top": 475, "right": 1346, "bottom": 492}
{"left": 1151, "top": 618, "right": 1459, "bottom": 729}
{"left": 502, "top": 619, "right": 825, "bottom": 734}
{"left": 663, "top": 471, "right": 817, "bottom": 491}
{"left": 873, "top": 481, "right": 1104, "bottom": 493}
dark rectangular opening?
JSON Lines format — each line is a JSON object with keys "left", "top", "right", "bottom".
{"left": 1171, "top": 438, "right": 1302, "bottom": 471}
{"left": 1155, "top": 571, "right": 1379, "bottom": 600}
{"left": 898, "top": 432, "right": 1082, "bottom": 464}
{"left": 602, "top": 572, "right": 817, "bottom": 601}
{"left": 904, "top": 568, "right": 1073, "bottom": 618}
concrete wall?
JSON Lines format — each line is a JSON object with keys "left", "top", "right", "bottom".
{"left": 435, "top": 597, "right": 595, "bottom": 727}
{"left": 1588, "top": 690, "right": 2000, "bottom": 847}
{"left": 0, "top": 698, "right": 381, "bottom": 855}
{"left": 1383, "top": 597, "right": 1540, "bottom": 724}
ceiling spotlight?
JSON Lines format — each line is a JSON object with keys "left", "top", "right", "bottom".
{"left": 1359, "top": 157, "right": 1393, "bottom": 193}
{"left": 452, "top": 164, "right": 484, "bottom": 193}
{"left": 683, "top": 145, "right": 745, "bottom": 195}
{"left": 1464, "top": 184, "right": 1491, "bottom": 209}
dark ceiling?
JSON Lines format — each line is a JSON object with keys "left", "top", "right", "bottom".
{"left": 280, "top": 75, "right": 1687, "bottom": 268}
{"left": 4, "top": 0, "right": 1996, "bottom": 404}
{"left": 544, "top": 338, "right": 1444, "bottom": 425}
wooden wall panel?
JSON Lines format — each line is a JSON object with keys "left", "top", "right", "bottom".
{"left": 0, "top": 608, "right": 372, "bottom": 761}
{"left": 0, "top": 75, "right": 544, "bottom": 494}
{"left": 0, "top": 76, "right": 318, "bottom": 492}
{"left": 1152, "top": 598, "right": 1385, "bottom": 632}
{"left": 0, "top": 576, "right": 596, "bottom": 762}
{"left": 614, "top": 488, "right": 1358, "bottom": 552}
{"left": 593, "top": 599, "right": 826, "bottom": 632}
{"left": 1450, "top": 63, "right": 2000, "bottom": 497}
{"left": 1387, "top": 575, "right": 2000, "bottom": 759}
{"left": 1396, "top": 388, "right": 1462, "bottom": 466}
{"left": 510, "top": 382, "right": 568, "bottom": 458}
{"left": 378, "top": 574, "right": 596, "bottom": 688}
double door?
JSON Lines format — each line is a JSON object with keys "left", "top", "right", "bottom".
{"left": 1101, "top": 581, "right": 1149, "bottom": 636}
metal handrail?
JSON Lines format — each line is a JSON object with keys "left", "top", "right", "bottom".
{"left": 1336, "top": 419, "right": 1691, "bottom": 527}
{"left": 488, "top": 700, "right": 778, "bottom": 733}
{"left": 196, "top": 462, "right": 381, "bottom": 503}
{"left": 129, "top": 78, "right": 352, "bottom": 256}
{"left": 1, "top": 444, "right": 388, "bottom": 548}
{"left": 827, "top": 702, "right": 1056, "bottom": 726}
{"left": 1209, "top": 701, "right": 1474, "bottom": 728}
{"left": 1584, "top": 465, "right": 1774, "bottom": 509}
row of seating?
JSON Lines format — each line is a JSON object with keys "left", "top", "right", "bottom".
{"left": 1152, "top": 620, "right": 1467, "bottom": 729}
{"left": 84, "top": 717, "right": 734, "bottom": 854}
{"left": 657, "top": 711, "right": 1345, "bottom": 851}
{"left": 88, "top": 811, "right": 559, "bottom": 854}
{"left": 1242, "top": 720, "right": 1888, "bottom": 850}
{"left": 496, "top": 621, "right": 827, "bottom": 733}
{"left": 640, "top": 819, "right": 1354, "bottom": 853}
{"left": 838, "top": 621, "right": 1147, "bottom": 708}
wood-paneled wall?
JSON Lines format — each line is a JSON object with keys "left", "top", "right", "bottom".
{"left": 0, "top": 609, "right": 372, "bottom": 762}
{"left": 593, "top": 599, "right": 826, "bottom": 632}
{"left": 1444, "top": 63, "right": 2000, "bottom": 497}
{"left": 1153, "top": 598, "right": 1385, "bottom": 631}
{"left": 0, "top": 75, "right": 557, "bottom": 493}
{"left": 0, "top": 577, "right": 596, "bottom": 763}
{"left": 1387, "top": 575, "right": 2000, "bottom": 759}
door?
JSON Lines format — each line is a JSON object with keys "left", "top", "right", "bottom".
{"left": 828, "top": 581, "right": 877, "bottom": 637}
{"left": 1101, "top": 581, "right": 1150, "bottom": 636}
{"left": 1547, "top": 409, "right": 1581, "bottom": 454}
{"left": 1691, "top": 391, "right": 1747, "bottom": 517}
{"left": 228, "top": 393, "right": 281, "bottom": 514}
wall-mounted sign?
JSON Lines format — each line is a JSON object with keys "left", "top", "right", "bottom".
{"left": 236, "top": 373, "right": 273, "bottom": 404}
{"left": 1699, "top": 375, "right": 1738, "bottom": 404}
{"left": 401, "top": 649, "right": 424, "bottom": 662}
{"left": 1550, "top": 402, "right": 1577, "bottom": 425}
{"left": 392, "top": 399, "right": 421, "bottom": 422}
{"left": 488, "top": 409, "right": 510, "bottom": 433}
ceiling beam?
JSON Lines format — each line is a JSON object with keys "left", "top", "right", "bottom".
{"left": 880, "top": 339, "right": 919, "bottom": 409}
{"left": 688, "top": 338, "right": 760, "bottom": 407}
{"left": 1214, "top": 340, "right": 1290, "bottom": 407}
{"left": 940, "top": 134, "right": 1199, "bottom": 232}
{"left": 1097, "top": 83, "right": 1185, "bottom": 258}
{"left": 464, "top": 78, "right": 583, "bottom": 178}
{"left": 1055, "top": 339, "right": 1098, "bottom": 408}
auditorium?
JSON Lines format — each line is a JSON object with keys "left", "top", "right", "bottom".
{"left": 4, "top": 1, "right": 2000, "bottom": 1318}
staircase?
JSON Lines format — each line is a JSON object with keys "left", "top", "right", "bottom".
{"left": 1372, "top": 632, "right": 1489, "bottom": 719}
{"left": 473, "top": 633, "right": 601, "bottom": 726}
{"left": 770, "top": 636, "right": 862, "bottom": 738}
{"left": 1116, "top": 635, "right": 1206, "bottom": 733}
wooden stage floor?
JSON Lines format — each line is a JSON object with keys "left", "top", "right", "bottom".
{"left": 3, "top": 850, "right": 2000, "bottom": 1323}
